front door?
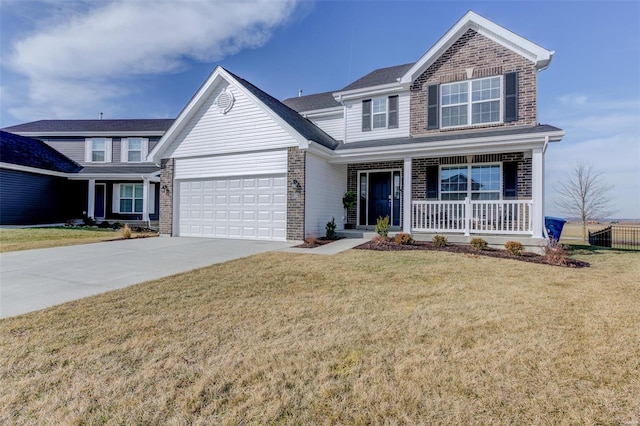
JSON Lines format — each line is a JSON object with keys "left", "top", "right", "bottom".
{"left": 368, "top": 172, "right": 391, "bottom": 225}
{"left": 94, "top": 184, "right": 105, "bottom": 219}
{"left": 358, "top": 170, "right": 402, "bottom": 227}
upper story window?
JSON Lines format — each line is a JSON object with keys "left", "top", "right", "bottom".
{"left": 441, "top": 76, "right": 502, "bottom": 128}
{"left": 85, "top": 138, "right": 112, "bottom": 163}
{"left": 122, "top": 137, "right": 148, "bottom": 162}
{"left": 362, "top": 95, "right": 399, "bottom": 132}
{"left": 427, "top": 72, "right": 518, "bottom": 131}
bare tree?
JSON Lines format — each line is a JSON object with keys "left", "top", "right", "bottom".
{"left": 554, "top": 162, "right": 615, "bottom": 240}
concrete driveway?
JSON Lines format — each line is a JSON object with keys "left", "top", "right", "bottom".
{"left": 0, "top": 237, "right": 293, "bottom": 319}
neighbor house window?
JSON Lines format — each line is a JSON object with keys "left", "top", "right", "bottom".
{"left": 362, "top": 95, "right": 399, "bottom": 131}
{"left": 127, "top": 138, "right": 142, "bottom": 162}
{"left": 441, "top": 76, "right": 502, "bottom": 128}
{"left": 120, "top": 184, "right": 143, "bottom": 213}
{"left": 440, "top": 164, "right": 501, "bottom": 200}
{"left": 92, "top": 138, "right": 106, "bottom": 162}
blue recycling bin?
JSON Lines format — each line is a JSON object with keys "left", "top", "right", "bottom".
{"left": 545, "top": 216, "right": 566, "bottom": 241}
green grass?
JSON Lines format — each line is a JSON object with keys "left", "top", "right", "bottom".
{"left": 0, "top": 227, "right": 157, "bottom": 252}
{"left": 1, "top": 247, "right": 638, "bottom": 424}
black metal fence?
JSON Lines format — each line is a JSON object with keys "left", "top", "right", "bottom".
{"left": 589, "top": 225, "right": 640, "bottom": 250}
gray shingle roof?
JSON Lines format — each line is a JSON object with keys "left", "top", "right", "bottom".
{"left": 282, "top": 92, "right": 341, "bottom": 113}
{"left": 2, "top": 119, "right": 175, "bottom": 134}
{"left": 335, "top": 124, "right": 563, "bottom": 151}
{"left": 78, "top": 165, "right": 160, "bottom": 174}
{"left": 340, "top": 63, "right": 415, "bottom": 91}
{"left": 0, "top": 131, "right": 81, "bottom": 173}
{"left": 227, "top": 70, "right": 340, "bottom": 149}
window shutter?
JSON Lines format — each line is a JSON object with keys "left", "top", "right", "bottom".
{"left": 426, "top": 165, "right": 438, "bottom": 199}
{"left": 142, "top": 138, "right": 149, "bottom": 162}
{"left": 388, "top": 95, "right": 399, "bottom": 129}
{"left": 427, "top": 85, "right": 439, "bottom": 130}
{"left": 105, "top": 138, "right": 113, "bottom": 163}
{"left": 121, "top": 138, "right": 128, "bottom": 163}
{"left": 362, "top": 99, "right": 371, "bottom": 132}
{"left": 504, "top": 72, "right": 518, "bottom": 122}
{"left": 112, "top": 184, "right": 120, "bottom": 213}
{"left": 148, "top": 183, "right": 156, "bottom": 214}
{"left": 503, "top": 161, "right": 518, "bottom": 199}
{"left": 85, "top": 138, "right": 92, "bottom": 162}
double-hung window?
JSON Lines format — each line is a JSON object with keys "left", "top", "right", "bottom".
{"left": 440, "top": 76, "right": 502, "bottom": 128}
{"left": 120, "top": 184, "right": 144, "bottom": 213}
{"left": 127, "top": 138, "right": 142, "bottom": 162}
{"left": 440, "top": 164, "right": 501, "bottom": 200}
{"left": 362, "top": 95, "right": 399, "bottom": 131}
{"left": 92, "top": 138, "right": 106, "bottom": 162}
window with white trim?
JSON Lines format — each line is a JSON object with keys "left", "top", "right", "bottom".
{"left": 120, "top": 184, "right": 144, "bottom": 213}
{"left": 441, "top": 76, "right": 502, "bottom": 128}
{"left": 92, "top": 138, "right": 106, "bottom": 162}
{"left": 127, "top": 138, "right": 142, "bottom": 162}
{"left": 362, "top": 95, "right": 399, "bottom": 131}
{"left": 440, "top": 164, "right": 501, "bottom": 200}
{"left": 372, "top": 98, "right": 387, "bottom": 129}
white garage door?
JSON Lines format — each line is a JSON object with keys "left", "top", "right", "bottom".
{"left": 178, "top": 175, "right": 287, "bottom": 240}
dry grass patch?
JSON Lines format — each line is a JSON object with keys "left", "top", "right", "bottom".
{"left": 1, "top": 248, "right": 639, "bottom": 424}
{"left": 0, "top": 227, "right": 157, "bottom": 252}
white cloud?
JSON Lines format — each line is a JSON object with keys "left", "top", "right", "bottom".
{"left": 4, "top": 0, "right": 300, "bottom": 121}
{"left": 557, "top": 93, "right": 587, "bottom": 106}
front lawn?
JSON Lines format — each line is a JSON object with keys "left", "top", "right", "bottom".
{"left": 1, "top": 248, "right": 638, "bottom": 424}
{"left": 0, "top": 227, "right": 157, "bottom": 252}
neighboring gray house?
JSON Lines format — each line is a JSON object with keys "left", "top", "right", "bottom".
{"left": 4, "top": 12, "right": 564, "bottom": 250}
{"left": 2, "top": 119, "right": 174, "bottom": 224}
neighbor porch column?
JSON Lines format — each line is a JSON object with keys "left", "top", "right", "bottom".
{"left": 142, "top": 177, "right": 150, "bottom": 223}
{"left": 403, "top": 157, "right": 412, "bottom": 233}
{"left": 531, "top": 147, "right": 544, "bottom": 238}
{"left": 87, "top": 178, "right": 96, "bottom": 219}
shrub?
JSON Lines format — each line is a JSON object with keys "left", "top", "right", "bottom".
{"left": 342, "top": 191, "right": 357, "bottom": 210}
{"left": 470, "top": 237, "right": 488, "bottom": 251}
{"left": 375, "top": 215, "right": 390, "bottom": 237}
{"left": 305, "top": 236, "right": 319, "bottom": 245}
{"left": 432, "top": 235, "right": 448, "bottom": 247}
{"left": 121, "top": 224, "right": 132, "bottom": 239}
{"left": 325, "top": 217, "right": 337, "bottom": 239}
{"left": 505, "top": 240, "right": 524, "bottom": 256}
{"left": 543, "top": 238, "right": 569, "bottom": 265}
{"left": 83, "top": 216, "right": 96, "bottom": 227}
{"left": 98, "top": 221, "right": 111, "bottom": 229}
{"left": 394, "top": 232, "right": 414, "bottom": 245}
{"left": 371, "top": 234, "right": 393, "bottom": 247}
{"left": 111, "top": 222, "right": 124, "bottom": 230}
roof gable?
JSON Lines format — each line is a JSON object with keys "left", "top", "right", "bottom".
{"left": 400, "top": 11, "right": 553, "bottom": 84}
{"left": 0, "top": 131, "right": 81, "bottom": 173}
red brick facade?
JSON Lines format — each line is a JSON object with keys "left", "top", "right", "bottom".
{"left": 287, "top": 147, "right": 306, "bottom": 240}
{"left": 159, "top": 158, "right": 174, "bottom": 235}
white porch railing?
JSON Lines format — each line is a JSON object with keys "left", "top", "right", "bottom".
{"left": 411, "top": 198, "right": 533, "bottom": 235}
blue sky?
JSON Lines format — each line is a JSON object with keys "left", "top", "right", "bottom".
{"left": 1, "top": 1, "right": 639, "bottom": 218}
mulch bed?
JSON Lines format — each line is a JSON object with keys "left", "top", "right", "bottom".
{"left": 294, "top": 237, "right": 345, "bottom": 249}
{"left": 354, "top": 239, "right": 590, "bottom": 268}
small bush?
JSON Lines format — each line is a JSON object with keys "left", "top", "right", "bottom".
{"left": 543, "top": 238, "right": 569, "bottom": 265}
{"left": 371, "top": 234, "right": 393, "bottom": 247}
{"left": 83, "top": 216, "right": 96, "bottom": 227}
{"left": 505, "top": 240, "right": 524, "bottom": 256}
{"left": 432, "top": 235, "right": 448, "bottom": 247}
{"left": 470, "top": 237, "right": 488, "bottom": 251}
{"left": 394, "top": 232, "right": 414, "bottom": 245}
{"left": 375, "top": 215, "right": 390, "bottom": 237}
{"left": 98, "top": 221, "right": 111, "bottom": 229}
{"left": 111, "top": 222, "right": 124, "bottom": 230}
{"left": 325, "top": 217, "right": 337, "bottom": 239}
{"left": 305, "top": 236, "right": 319, "bottom": 245}
{"left": 121, "top": 224, "right": 132, "bottom": 239}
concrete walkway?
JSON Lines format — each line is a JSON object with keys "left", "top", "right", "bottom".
{"left": 0, "top": 237, "right": 293, "bottom": 318}
{"left": 282, "top": 238, "right": 369, "bottom": 255}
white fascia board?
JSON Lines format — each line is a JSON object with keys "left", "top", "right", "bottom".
{"left": 327, "top": 130, "right": 565, "bottom": 164}
{"left": 399, "top": 11, "right": 553, "bottom": 84}
{"left": 301, "top": 107, "right": 343, "bottom": 118}
{"left": 13, "top": 131, "right": 166, "bottom": 138}
{"left": 303, "top": 141, "right": 335, "bottom": 160}
{"left": 0, "top": 162, "right": 69, "bottom": 178}
{"left": 332, "top": 82, "right": 407, "bottom": 102}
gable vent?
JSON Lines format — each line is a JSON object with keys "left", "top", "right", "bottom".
{"left": 215, "top": 88, "right": 235, "bottom": 114}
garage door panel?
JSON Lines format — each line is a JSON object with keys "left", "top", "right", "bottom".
{"left": 178, "top": 173, "right": 286, "bottom": 240}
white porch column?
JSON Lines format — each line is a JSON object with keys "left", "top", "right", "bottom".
{"left": 87, "top": 179, "right": 96, "bottom": 219}
{"left": 403, "top": 157, "right": 412, "bottom": 233}
{"left": 142, "top": 177, "right": 150, "bottom": 223}
{"left": 531, "top": 147, "right": 544, "bottom": 238}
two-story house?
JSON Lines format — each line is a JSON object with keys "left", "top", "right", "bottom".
{"left": 2, "top": 119, "right": 173, "bottom": 224}
{"left": 148, "top": 11, "right": 563, "bottom": 248}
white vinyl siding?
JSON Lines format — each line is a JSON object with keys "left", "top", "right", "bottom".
{"left": 177, "top": 175, "right": 287, "bottom": 240}
{"left": 111, "top": 183, "right": 155, "bottom": 214}
{"left": 309, "top": 112, "right": 344, "bottom": 141}
{"left": 174, "top": 150, "right": 287, "bottom": 180}
{"left": 344, "top": 91, "right": 409, "bottom": 143}
{"left": 304, "top": 153, "right": 347, "bottom": 237}
{"left": 85, "top": 138, "right": 112, "bottom": 163}
{"left": 169, "top": 82, "right": 298, "bottom": 159}
{"left": 121, "top": 138, "right": 148, "bottom": 163}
